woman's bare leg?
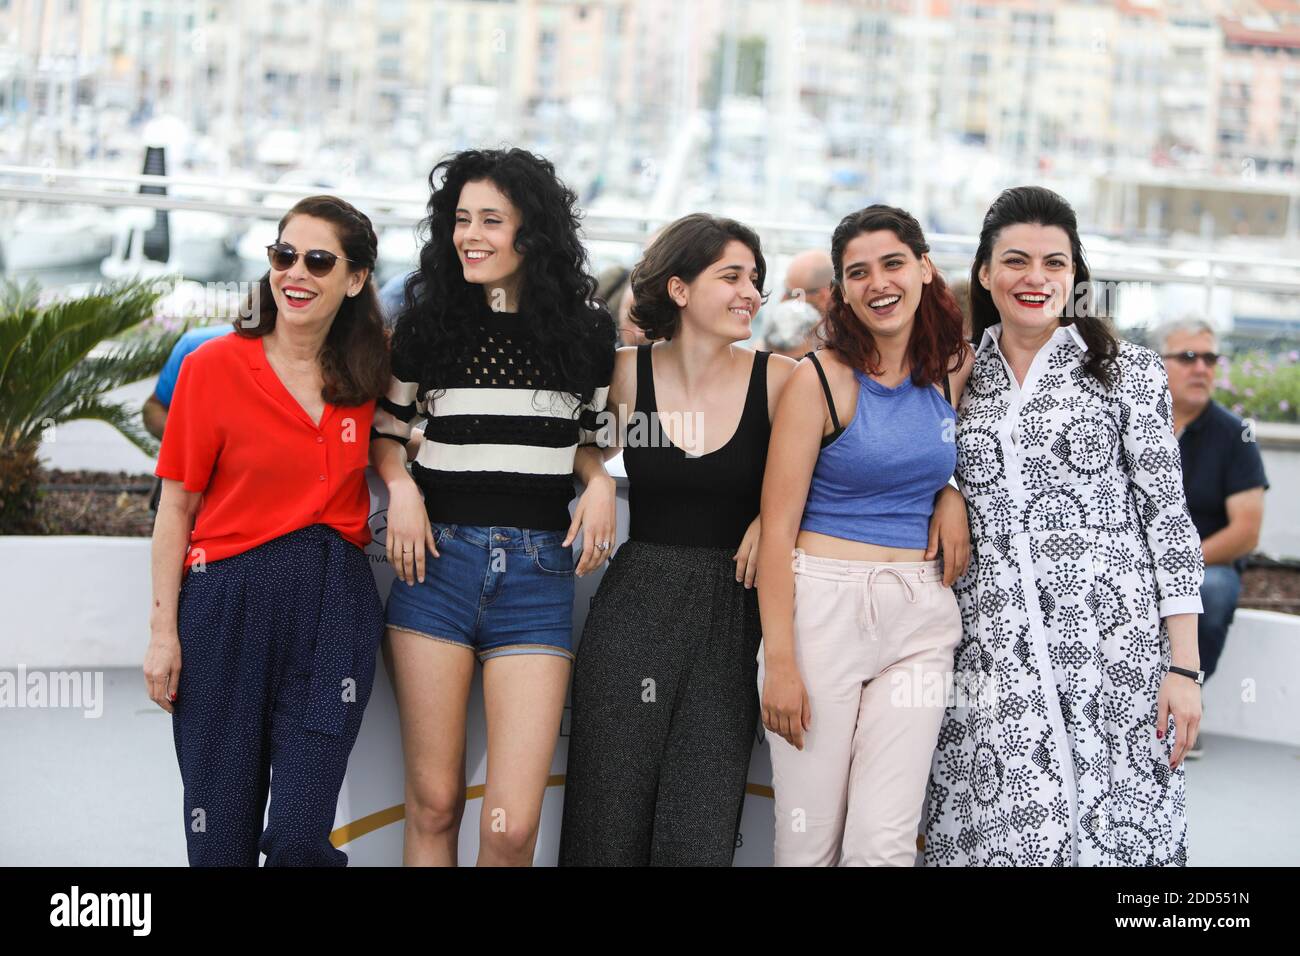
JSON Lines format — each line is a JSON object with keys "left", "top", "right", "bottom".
{"left": 477, "top": 654, "right": 571, "bottom": 866}
{"left": 386, "top": 627, "right": 475, "bottom": 866}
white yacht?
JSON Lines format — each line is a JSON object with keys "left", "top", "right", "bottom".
{"left": 99, "top": 206, "right": 232, "bottom": 282}
{"left": 0, "top": 204, "right": 116, "bottom": 272}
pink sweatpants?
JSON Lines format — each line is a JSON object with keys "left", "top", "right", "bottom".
{"left": 758, "top": 550, "right": 962, "bottom": 867}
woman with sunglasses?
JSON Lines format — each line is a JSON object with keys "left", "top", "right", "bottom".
{"left": 924, "top": 186, "right": 1204, "bottom": 866}
{"left": 371, "top": 148, "right": 617, "bottom": 866}
{"left": 756, "top": 204, "right": 973, "bottom": 866}
{"left": 558, "top": 214, "right": 798, "bottom": 866}
{"left": 143, "top": 195, "right": 390, "bottom": 866}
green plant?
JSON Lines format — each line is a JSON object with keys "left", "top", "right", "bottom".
{"left": 0, "top": 279, "right": 180, "bottom": 533}
{"left": 1212, "top": 349, "right": 1300, "bottom": 424}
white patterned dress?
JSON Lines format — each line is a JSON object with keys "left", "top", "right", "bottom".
{"left": 924, "top": 323, "right": 1204, "bottom": 867}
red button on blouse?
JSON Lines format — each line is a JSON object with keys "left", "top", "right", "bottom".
{"left": 155, "top": 332, "right": 375, "bottom": 569}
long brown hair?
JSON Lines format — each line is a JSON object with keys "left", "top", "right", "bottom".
{"left": 238, "top": 194, "right": 390, "bottom": 405}
{"left": 824, "top": 205, "right": 964, "bottom": 386}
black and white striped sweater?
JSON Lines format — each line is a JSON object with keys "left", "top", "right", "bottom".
{"left": 371, "top": 310, "right": 614, "bottom": 531}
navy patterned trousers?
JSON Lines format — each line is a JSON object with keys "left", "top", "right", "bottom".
{"left": 171, "top": 525, "right": 383, "bottom": 866}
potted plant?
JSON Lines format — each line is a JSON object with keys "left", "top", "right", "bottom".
{"left": 1, "top": 277, "right": 185, "bottom": 668}
{"left": 0, "top": 279, "right": 178, "bottom": 533}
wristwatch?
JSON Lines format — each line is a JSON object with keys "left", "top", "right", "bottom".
{"left": 1168, "top": 665, "right": 1205, "bottom": 686}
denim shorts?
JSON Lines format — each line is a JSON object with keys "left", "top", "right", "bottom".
{"left": 385, "top": 523, "right": 576, "bottom": 662}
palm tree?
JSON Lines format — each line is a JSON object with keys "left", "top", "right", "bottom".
{"left": 0, "top": 279, "right": 181, "bottom": 533}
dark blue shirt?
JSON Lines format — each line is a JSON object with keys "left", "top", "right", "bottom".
{"left": 1177, "top": 400, "right": 1269, "bottom": 570}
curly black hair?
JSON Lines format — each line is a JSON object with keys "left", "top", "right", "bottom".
{"left": 391, "top": 148, "right": 613, "bottom": 404}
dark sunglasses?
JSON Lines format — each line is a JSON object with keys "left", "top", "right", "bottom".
{"left": 266, "top": 241, "right": 354, "bottom": 277}
{"left": 1162, "top": 351, "right": 1220, "bottom": 368}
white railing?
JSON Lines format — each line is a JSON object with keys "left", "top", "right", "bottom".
{"left": 5, "top": 164, "right": 1300, "bottom": 309}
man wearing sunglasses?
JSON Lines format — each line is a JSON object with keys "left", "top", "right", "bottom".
{"left": 1157, "top": 318, "right": 1268, "bottom": 755}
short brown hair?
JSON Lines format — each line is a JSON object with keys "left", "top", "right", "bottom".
{"left": 628, "top": 213, "right": 767, "bottom": 341}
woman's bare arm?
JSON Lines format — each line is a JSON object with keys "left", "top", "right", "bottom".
{"left": 144, "top": 479, "right": 201, "bottom": 713}
{"left": 756, "top": 358, "right": 832, "bottom": 748}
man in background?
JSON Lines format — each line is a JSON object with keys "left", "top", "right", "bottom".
{"left": 755, "top": 248, "right": 833, "bottom": 358}
{"left": 595, "top": 264, "right": 646, "bottom": 347}
{"left": 782, "top": 248, "right": 834, "bottom": 320}
{"left": 142, "top": 323, "right": 232, "bottom": 511}
{"left": 1157, "top": 318, "right": 1268, "bottom": 756}
{"left": 761, "top": 299, "right": 822, "bottom": 361}
{"left": 378, "top": 270, "right": 414, "bottom": 329}
{"left": 142, "top": 324, "right": 231, "bottom": 441}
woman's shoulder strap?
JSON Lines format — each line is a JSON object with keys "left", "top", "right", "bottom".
{"left": 635, "top": 343, "right": 656, "bottom": 412}
{"left": 804, "top": 350, "right": 842, "bottom": 434}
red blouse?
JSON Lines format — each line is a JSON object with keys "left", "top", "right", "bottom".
{"left": 155, "top": 333, "right": 375, "bottom": 570}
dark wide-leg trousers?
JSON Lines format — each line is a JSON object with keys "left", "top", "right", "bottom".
{"left": 559, "top": 540, "right": 762, "bottom": 866}
{"left": 171, "top": 524, "right": 383, "bottom": 867}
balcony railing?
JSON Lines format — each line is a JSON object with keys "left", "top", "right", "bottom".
{"left": 4, "top": 163, "right": 1300, "bottom": 330}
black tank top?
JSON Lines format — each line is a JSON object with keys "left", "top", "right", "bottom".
{"left": 625, "top": 345, "right": 771, "bottom": 548}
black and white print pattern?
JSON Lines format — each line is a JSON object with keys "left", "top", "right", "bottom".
{"left": 925, "top": 322, "right": 1204, "bottom": 867}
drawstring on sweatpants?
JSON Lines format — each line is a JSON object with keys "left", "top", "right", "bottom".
{"left": 794, "top": 548, "right": 923, "bottom": 638}
{"left": 860, "top": 567, "right": 918, "bottom": 637}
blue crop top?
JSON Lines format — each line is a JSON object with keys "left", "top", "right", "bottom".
{"left": 800, "top": 352, "right": 957, "bottom": 549}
